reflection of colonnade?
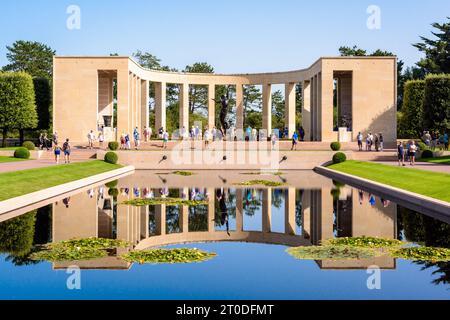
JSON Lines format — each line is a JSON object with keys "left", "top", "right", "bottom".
{"left": 52, "top": 186, "right": 397, "bottom": 270}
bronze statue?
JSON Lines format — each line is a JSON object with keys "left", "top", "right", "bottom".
{"left": 212, "top": 95, "right": 229, "bottom": 136}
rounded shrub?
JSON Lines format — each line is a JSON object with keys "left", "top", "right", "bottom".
{"left": 108, "top": 141, "right": 119, "bottom": 151}
{"left": 332, "top": 152, "right": 347, "bottom": 164}
{"left": 421, "top": 149, "right": 434, "bottom": 159}
{"left": 330, "top": 142, "right": 341, "bottom": 151}
{"left": 330, "top": 188, "right": 341, "bottom": 200}
{"left": 22, "top": 141, "right": 35, "bottom": 150}
{"left": 417, "top": 141, "right": 429, "bottom": 151}
{"left": 14, "top": 147, "right": 31, "bottom": 159}
{"left": 105, "top": 180, "right": 118, "bottom": 189}
{"left": 108, "top": 188, "right": 119, "bottom": 197}
{"left": 104, "top": 151, "right": 118, "bottom": 164}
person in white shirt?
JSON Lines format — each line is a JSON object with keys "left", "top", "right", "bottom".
{"left": 87, "top": 130, "right": 95, "bottom": 149}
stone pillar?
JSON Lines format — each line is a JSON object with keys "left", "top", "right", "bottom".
{"left": 236, "top": 189, "right": 244, "bottom": 232}
{"left": 285, "top": 83, "right": 296, "bottom": 138}
{"left": 130, "top": 74, "right": 136, "bottom": 131}
{"left": 116, "top": 70, "right": 130, "bottom": 139}
{"left": 155, "top": 82, "right": 166, "bottom": 132}
{"left": 135, "top": 76, "right": 140, "bottom": 133}
{"left": 208, "top": 187, "right": 215, "bottom": 232}
{"left": 302, "top": 81, "right": 311, "bottom": 141}
{"left": 262, "top": 189, "right": 272, "bottom": 233}
{"left": 262, "top": 84, "right": 272, "bottom": 134}
{"left": 181, "top": 187, "right": 189, "bottom": 233}
{"left": 321, "top": 71, "right": 335, "bottom": 142}
{"left": 140, "top": 206, "right": 149, "bottom": 240}
{"left": 285, "top": 188, "right": 296, "bottom": 235}
{"left": 179, "top": 83, "right": 189, "bottom": 131}
{"left": 155, "top": 204, "right": 166, "bottom": 236}
{"left": 208, "top": 84, "right": 215, "bottom": 130}
{"left": 141, "top": 80, "right": 149, "bottom": 132}
{"left": 236, "top": 84, "right": 244, "bottom": 131}
{"left": 302, "top": 190, "right": 311, "bottom": 239}
{"left": 312, "top": 75, "right": 318, "bottom": 141}
{"left": 317, "top": 72, "right": 323, "bottom": 142}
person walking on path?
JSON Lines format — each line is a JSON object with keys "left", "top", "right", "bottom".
{"left": 52, "top": 132, "right": 59, "bottom": 147}
{"left": 162, "top": 129, "right": 169, "bottom": 149}
{"left": 125, "top": 133, "right": 131, "bottom": 150}
{"left": 62, "top": 139, "right": 71, "bottom": 164}
{"left": 291, "top": 131, "right": 299, "bottom": 150}
{"left": 98, "top": 131, "right": 104, "bottom": 149}
{"left": 87, "top": 130, "right": 95, "bottom": 149}
{"left": 379, "top": 133, "right": 384, "bottom": 151}
{"left": 299, "top": 126, "right": 305, "bottom": 142}
{"left": 133, "top": 127, "right": 140, "bottom": 150}
{"left": 409, "top": 141, "right": 417, "bottom": 166}
{"left": 53, "top": 143, "right": 62, "bottom": 164}
{"left": 397, "top": 141, "right": 405, "bottom": 166}
{"left": 357, "top": 132, "right": 363, "bottom": 151}
{"left": 43, "top": 133, "right": 50, "bottom": 151}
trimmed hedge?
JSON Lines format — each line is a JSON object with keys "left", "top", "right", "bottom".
{"left": 104, "top": 152, "right": 118, "bottom": 164}
{"left": 330, "top": 142, "right": 341, "bottom": 151}
{"left": 421, "top": 149, "right": 434, "bottom": 159}
{"left": 108, "top": 141, "right": 119, "bottom": 151}
{"left": 22, "top": 141, "right": 35, "bottom": 150}
{"left": 14, "top": 147, "right": 31, "bottom": 159}
{"left": 423, "top": 74, "right": 450, "bottom": 133}
{"left": 105, "top": 180, "right": 118, "bottom": 189}
{"left": 332, "top": 152, "right": 347, "bottom": 164}
{"left": 399, "top": 80, "right": 425, "bottom": 138}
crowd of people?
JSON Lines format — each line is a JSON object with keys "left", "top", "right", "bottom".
{"left": 39, "top": 131, "right": 72, "bottom": 164}
{"left": 421, "top": 130, "right": 449, "bottom": 151}
{"left": 356, "top": 132, "right": 384, "bottom": 152}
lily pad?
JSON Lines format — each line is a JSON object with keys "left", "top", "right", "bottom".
{"left": 287, "top": 246, "right": 377, "bottom": 260}
{"left": 123, "top": 198, "right": 208, "bottom": 207}
{"left": 323, "top": 236, "right": 404, "bottom": 248}
{"left": 235, "top": 180, "right": 285, "bottom": 187}
{"left": 172, "top": 171, "right": 195, "bottom": 176}
{"left": 389, "top": 247, "right": 450, "bottom": 262}
{"left": 121, "top": 248, "right": 217, "bottom": 264}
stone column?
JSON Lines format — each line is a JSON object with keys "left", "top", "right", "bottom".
{"left": 208, "top": 84, "right": 215, "bottom": 130}
{"left": 312, "top": 75, "right": 318, "bottom": 141}
{"left": 236, "top": 84, "right": 244, "bottom": 131}
{"left": 262, "top": 84, "right": 272, "bottom": 134}
{"left": 140, "top": 206, "right": 149, "bottom": 240}
{"left": 130, "top": 74, "right": 136, "bottom": 131}
{"left": 116, "top": 70, "right": 130, "bottom": 139}
{"left": 155, "top": 204, "right": 166, "bottom": 236}
{"left": 285, "top": 83, "right": 296, "bottom": 138}
{"left": 262, "top": 189, "right": 272, "bottom": 233}
{"left": 208, "top": 188, "right": 215, "bottom": 232}
{"left": 180, "top": 187, "right": 189, "bottom": 233}
{"left": 302, "top": 81, "right": 311, "bottom": 141}
{"left": 285, "top": 188, "right": 296, "bottom": 235}
{"left": 140, "top": 80, "right": 149, "bottom": 132}
{"left": 317, "top": 72, "right": 323, "bottom": 141}
{"left": 320, "top": 71, "right": 334, "bottom": 142}
{"left": 155, "top": 82, "right": 166, "bottom": 132}
{"left": 302, "top": 190, "right": 311, "bottom": 239}
{"left": 179, "top": 83, "right": 189, "bottom": 131}
{"left": 236, "top": 189, "right": 244, "bottom": 232}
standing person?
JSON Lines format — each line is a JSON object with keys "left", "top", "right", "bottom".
{"left": 431, "top": 131, "right": 438, "bottom": 151}
{"left": 444, "top": 132, "right": 449, "bottom": 151}
{"left": 379, "top": 133, "right": 384, "bottom": 151}
{"left": 125, "top": 133, "right": 131, "bottom": 150}
{"left": 374, "top": 134, "right": 380, "bottom": 152}
{"left": 52, "top": 131, "right": 59, "bottom": 146}
{"left": 87, "top": 130, "right": 95, "bottom": 149}
{"left": 357, "top": 132, "right": 363, "bottom": 151}
{"left": 162, "top": 129, "right": 169, "bottom": 149}
{"left": 38, "top": 133, "right": 44, "bottom": 150}
{"left": 409, "top": 141, "right": 417, "bottom": 166}
{"left": 53, "top": 143, "right": 61, "bottom": 164}
{"left": 299, "top": 126, "right": 305, "bottom": 142}
{"left": 252, "top": 128, "right": 257, "bottom": 141}
{"left": 271, "top": 132, "right": 277, "bottom": 150}
{"left": 158, "top": 127, "right": 164, "bottom": 139}
{"left": 120, "top": 134, "right": 126, "bottom": 150}
{"left": 62, "top": 139, "right": 71, "bottom": 164}
{"left": 291, "top": 131, "right": 299, "bottom": 150}
{"left": 98, "top": 131, "right": 104, "bottom": 149}
{"left": 143, "top": 126, "right": 149, "bottom": 142}
{"left": 397, "top": 141, "right": 405, "bottom": 166}
{"left": 133, "top": 127, "right": 140, "bottom": 150}
{"left": 204, "top": 129, "right": 210, "bottom": 148}
{"left": 43, "top": 133, "right": 50, "bottom": 151}
{"left": 211, "top": 127, "right": 217, "bottom": 142}
{"left": 148, "top": 126, "right": 153, "bottom": 141}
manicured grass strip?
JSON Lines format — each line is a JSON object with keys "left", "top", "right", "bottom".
{"left": 328, "top": 160, "right": 450, "bottom": 203}
{"left": 0, "top": 156, "right": 28, "bottom": 163}
{"left": 0, "top": 161, "right": 122, "bottom": 201}
{"left": 420, "top": 156, "right": 450, "bottom": 165}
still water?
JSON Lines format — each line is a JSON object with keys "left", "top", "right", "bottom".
{"left": 0, "top": 171, "right": 449, "bottom": 299}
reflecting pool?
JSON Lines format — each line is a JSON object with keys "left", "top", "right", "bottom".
{"left": 0, "top": 171, "right": 449, "bottom": 299}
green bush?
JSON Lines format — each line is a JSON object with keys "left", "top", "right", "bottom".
{"left": 332, "top": 152, "right": 347, "bottom": 164}
{"left": 417, "top": 141, "right": 429, "bottom": 151}
{"left": 22, "top": 141, "right": 35, "bottom": 150}
{"left": 105, "top": 180, "right": 118, "bottom": 189}
{"left": 421, "top": 149, "right": 434, "bottom": 159}
{"left": 104, "top": 151, "right": 118, "bottom": 164}
{"left": 108, "top": 141, "right": 119, "bottom": 151}
{"left": 14, "top": 147, "right": 30, "bottom": 159}
{"left": 423, "top": 74, "right": 450, "bottom": 133}
{"left": 330, "top": 142, "right": 341, "bottom": 151}
{"left": 108, "top": 188, "right": 119, "bottom": 197}
{"left": 399, "top": 80, "right": 425, "bottom": 138}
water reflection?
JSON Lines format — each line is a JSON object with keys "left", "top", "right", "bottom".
{"left": 1, "top": 180, "right": 449, "bottom": 284}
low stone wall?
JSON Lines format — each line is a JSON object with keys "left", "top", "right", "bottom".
{"left": 97, "top": 150, "right": 352, "bottom": 170}
{"left": 0, "top": 166, "right": 135, "bottom": 221}
{"left": 315, "top": 166, "right": 450, "bottom": 220}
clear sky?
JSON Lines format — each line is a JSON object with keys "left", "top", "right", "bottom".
{"left": 0, "top": 0, "right": 449, "bottom": 73}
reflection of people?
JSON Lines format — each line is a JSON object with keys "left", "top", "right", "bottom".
{"left": 358, "top": 190, "right": 364, "bottom": 205}
{"left": 215, "top": 188, "right": 230, "bottom": 236}
{"left": 369, "top": 194, "right": 376, "bottom": 206}
{"left": 63, "top": 197, "right": 71, "bottom": 208}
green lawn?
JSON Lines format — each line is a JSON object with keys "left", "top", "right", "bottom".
{"left": 0, "top": 156, "right": 29, "bottom": 163}
{"left": 0, "top": 161, "right": 122, "bottom": 201}
{"left": 420, "top": 156, "right": 450, "bottom": 165}
{"left": 0, "top": 147, "right": 19, "bottom": 150}
{"left": 328, "top": 160, "right": 450, "bottom": 203}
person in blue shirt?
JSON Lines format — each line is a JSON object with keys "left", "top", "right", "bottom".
{"left": 444, "top": 132, "right": 449, "bottom": 151}
{"left": 133, "top": 127, "right": 140, "bottom": 150}
{"left": 291, "top": 131, "right": 299, "bottom": 150}
{"left": 397, "top": 141, "right": 405, "bottom": 166}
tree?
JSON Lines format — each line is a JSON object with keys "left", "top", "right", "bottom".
{"left": 2, "top": 41, "right": 55, "bottom": 79}
{"left": 184, "top": 62, "right": 214, "bottom": 115}
{"left": 398, "top": 80, "right": 425, "bottom": 138}
{"left": 422, "top": 74, "right": 450, "bottom": 133}
{"left": 33, "top": 77, "right": 52, "bottom": 131}
{"left": 414, "top": 17, "right": 450, "bottom": 74}
{"left": 338, "top": 46, "right": 367, "bottom": 56}
{"left": 271, "top": 90, "right": 285, "bottom": 130}
{"left": 0, "top": 72, "right": 38, "bottom": 147}
{"left": 0, "top": 211, "right": 36, "bottom": 257}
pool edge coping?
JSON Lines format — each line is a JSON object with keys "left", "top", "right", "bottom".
{"left": 0, "top": 165, "right": 135, "bottom": 216}
{"left": 315, "top": 165, "right": 450, "bottom": 218}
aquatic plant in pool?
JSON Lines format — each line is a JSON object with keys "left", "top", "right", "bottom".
{"left": 121, "top": 248, "right": 217, "bottom": 264}
{"left": 235, "top": 180, "right": 285, "bottom": 187}
{"left": 173, "top": 171, "right": 195, "bottom": 176}
{"left": 390, "top": 247, "right": 450, "bottom": 262}
{"left": 287, "top": 246, "right": 377, "bottom": 260}
{"left": 323, "top": 236, "right": 404, "bottom": 248}
{"left": 123, "top": 198, "right": 209, "bottom": 207}
{"left": 30, "top": 238, "right": 130, "bottom": 262}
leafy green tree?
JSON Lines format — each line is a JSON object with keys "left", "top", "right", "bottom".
{"left": 398, "top": 80, "right": 425, "bottom": 138}
{"left": 414, "top": 17, "right": 450, "bottom": 74}
{"left": 338, "top": 46, "right": 367, "bottom": 56}
{"left": 33, "top": 77, "right": 52, "bottom": 131}
{"left": 184, "top": 62, "right": 214, "bottom": 115}
{"left": 272, "top": 90, "right": 286, "bottom": 130}
{"left": 422, "top": 74, "right": 450, "bottom": 133}
{"left": 0, "top": 72, "right": 38, "bottom": 147}
{"left": 0, "top": 211, "right": 36, "bottom": 257}
{"left": 2, "top": 41, "right": 55, "bottom": 79}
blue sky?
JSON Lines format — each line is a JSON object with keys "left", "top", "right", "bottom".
{"left": 0, "top": 0, "right": 448, "bottom": 73}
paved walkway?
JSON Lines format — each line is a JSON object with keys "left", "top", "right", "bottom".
{"left": 374, "top": 160, "right": 450, "bottom": 174}
{"left": 0, "top": 159, "right": 58, "bottom": 173}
